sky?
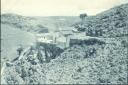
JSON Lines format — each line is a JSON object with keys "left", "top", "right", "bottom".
{"left": 1, "top": 0, "right": 128, "bottom": 16}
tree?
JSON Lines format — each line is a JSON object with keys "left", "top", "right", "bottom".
{"left": 80, "top": 13, "right": 87, "bottom": 22}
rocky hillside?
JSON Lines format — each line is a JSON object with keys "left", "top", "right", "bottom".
{"left": 74, "top": 3, "right": 128, "bottom": 37}
{"left": 1, "top": 3, "right": 128, "bottom": 84}
{"left": 1, "top": 37, "right": 127, "bottom": 84}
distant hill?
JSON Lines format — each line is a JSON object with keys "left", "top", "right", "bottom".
{"left": 1, "top": 13, "right": 49, "bottom": 33}
{"left": 1, "top": 13, "right": 79, "bottom": 32}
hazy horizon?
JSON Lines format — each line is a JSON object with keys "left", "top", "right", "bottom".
{"left": 1, "top": 0, "right": 128, "bottom": 16}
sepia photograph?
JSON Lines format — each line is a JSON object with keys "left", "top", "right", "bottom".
{"left": 1, "top": 0, "right": 128, "bottom": 84}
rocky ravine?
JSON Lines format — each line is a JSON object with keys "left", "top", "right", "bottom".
{"left": 1, "top": 3, "right": 128, "bottom": 84}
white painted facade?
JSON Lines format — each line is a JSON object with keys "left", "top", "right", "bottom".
{"left": 35, "top": 30, "right": 86, "bottom": 48}
{"left": 35, "top": 33, "right": 54, "bottom": 43}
